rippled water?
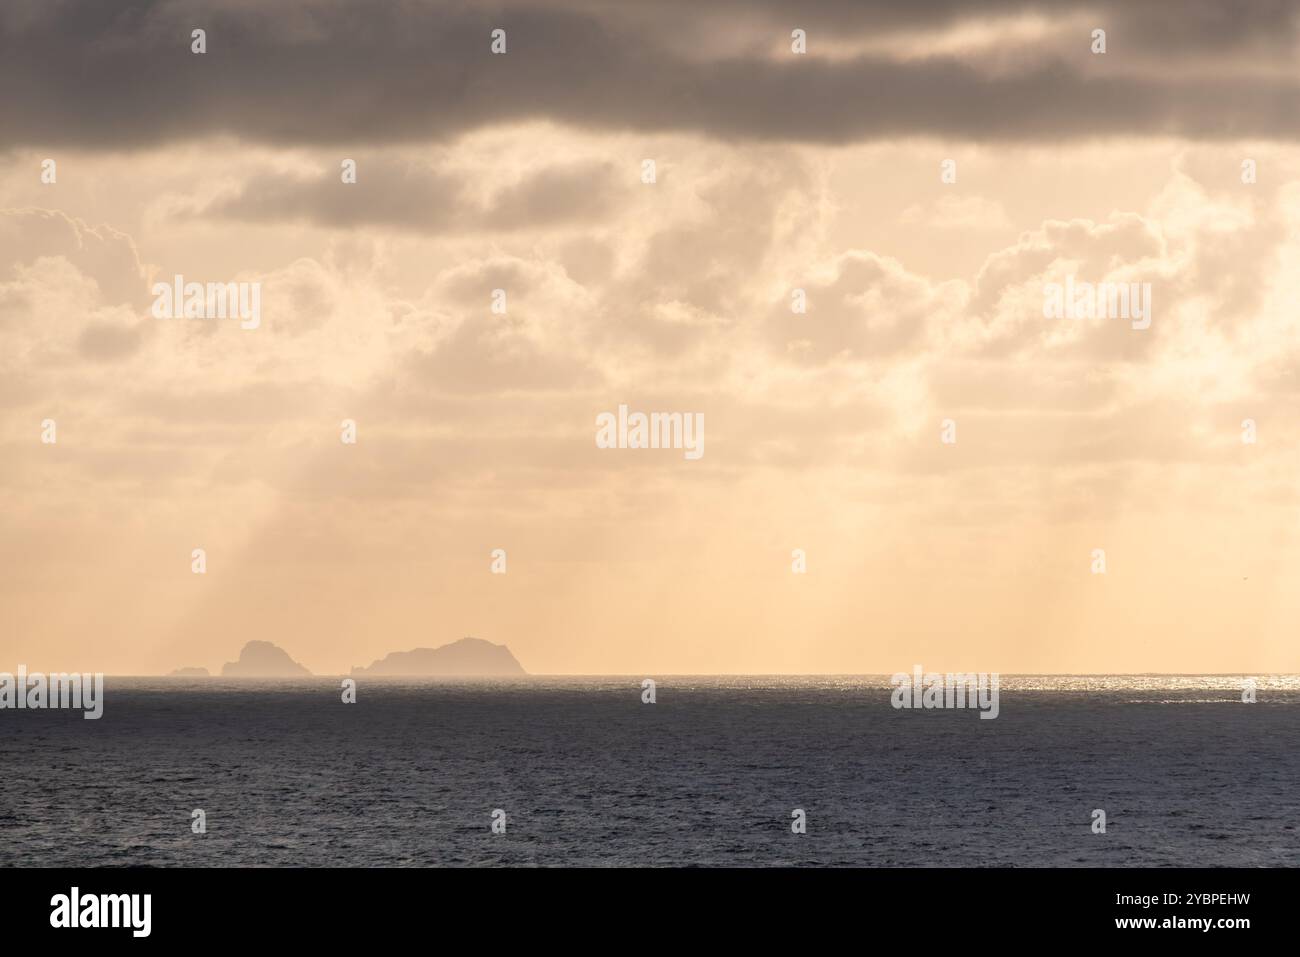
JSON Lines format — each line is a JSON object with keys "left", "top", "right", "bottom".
{"left": 2, "top": 676, "right": 1297, "bottom": 866}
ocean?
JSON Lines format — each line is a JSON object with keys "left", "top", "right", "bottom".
{"left": 2, "top": 675, "right": 1297, "bottom": 866}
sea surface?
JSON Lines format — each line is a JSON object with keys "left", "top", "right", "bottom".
{"left": 2, "top": 675, "right": 1298, "bottom": 866}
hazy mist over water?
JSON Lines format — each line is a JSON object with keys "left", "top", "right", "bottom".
{"left": 3, "top": 677, "right": 1297, "bottom": 867}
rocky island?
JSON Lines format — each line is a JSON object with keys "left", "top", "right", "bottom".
{"left": 351, "top": 637, "right": 526, "bottom": 677}
{"left": 220, "top": 640, "right": 312, "bottom": 677}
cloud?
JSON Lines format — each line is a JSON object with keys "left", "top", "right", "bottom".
{"left": 900, "top": 194, "right": 1012, "bottom": 231}
{"left": 202, "top": 156, "right": 623, "bottom": 233}
{"left": 0, "top": 208, "right": 146, "bottom": 307}
{"left": 3, "top": 0, "right": 1298, "bottom": 149}
{"left": 2, "top": 146, "right": 1293, "bottom": 490}
{"left": 767, "top": 251, "right": 958, "bottom": 363}
{"left": 77, "top": 317, "right": 146, "bottom": 361}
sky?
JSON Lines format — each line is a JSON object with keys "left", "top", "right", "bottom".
{"left": 2, "top": 0, "right": 1300, "bottom": 675}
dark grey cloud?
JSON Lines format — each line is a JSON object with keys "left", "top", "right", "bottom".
{"left": 206, "top": 160, "right": 463, "bottom": 230}
{"left": 484, "top": 161, "right": 620, "bottom": 229}
{"left": 598, "top": 0, "right": 1297, "bottom": 51}
{"left": 203, "top": 157, "right": 622, "bottom": 232}
{"left": 2, "top": 0, "right": 1298, "bottom": 148}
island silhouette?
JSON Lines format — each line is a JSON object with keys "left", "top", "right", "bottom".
{"left": 352, "top": 638, "right": 526, "bottom": 677}
{"left": 221, "top": 640, "right": 312, "bottom": 677}
{"left": 185, "top": 637, "right": 527, "bottom": 677}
